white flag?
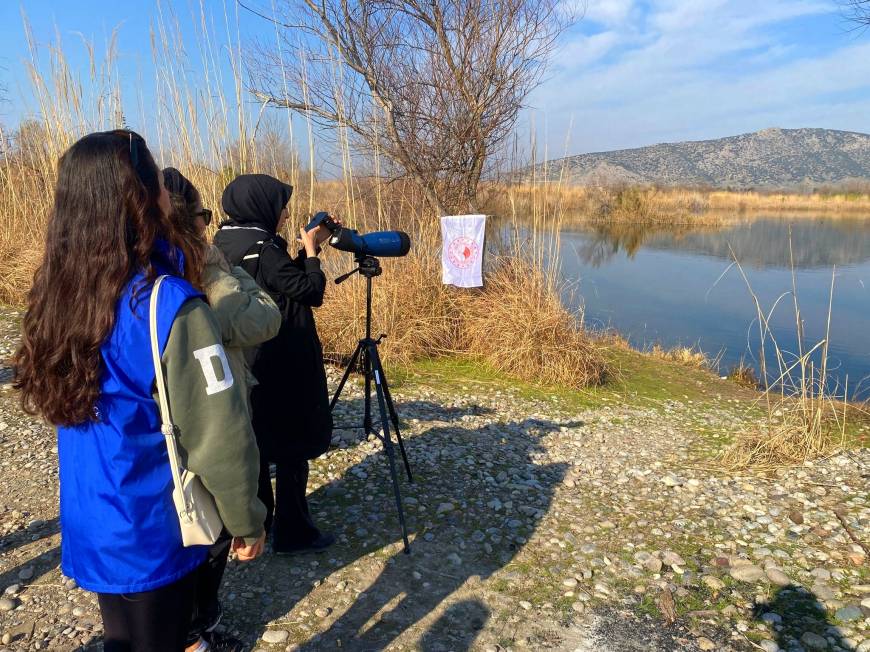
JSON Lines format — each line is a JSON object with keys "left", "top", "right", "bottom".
{"left": 441, "top": 214, "right": 486, "bottom": 288}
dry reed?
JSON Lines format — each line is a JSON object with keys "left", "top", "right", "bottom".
{"left": 721, "top": 237, "right": 850, "bottom": 468}
{"left": 0, "top": 6, "right": 607, "bottom": 391}
{"left": 648, "top": 344, "right": 713, "bottom": 369}
{"left": 455, "top": 257, "right": 607, "bottom": 388}
{"left": 726, "top": 360, "right": 759, "bottom": 389}
{"left": 485, "top": 184, "right": 870, "bottom": 226}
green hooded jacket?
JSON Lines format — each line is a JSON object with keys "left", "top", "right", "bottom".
{"left": 202, "top": 245, "right": 282, "bottom": 405}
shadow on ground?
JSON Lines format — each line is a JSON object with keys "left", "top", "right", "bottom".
{"left": 753, "top": 584, "right": 854, "bottom": 652}
{"left": 225, "top": 397, "right": 574, "bottom": 650}
{"left": 0, "top": 518, "right": 60, "bottom": 593}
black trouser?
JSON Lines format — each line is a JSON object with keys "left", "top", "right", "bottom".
{"left": 186, "top": 535, "right": 232, "bottom": 645}
{"left": 258, "top": 457, "right": 320, "bottom": 550}
{"left": 98, "top": 569, "right": 197, "bottom": 652}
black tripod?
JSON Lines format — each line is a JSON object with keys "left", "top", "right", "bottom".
{"left": 330, "top": 254, "right": 414, "bottom": 553}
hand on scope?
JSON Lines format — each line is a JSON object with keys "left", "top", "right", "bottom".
{"left": 299, "top": 226, "right": 318, "bottom": 258}
{"left": 314, "top": 215, "right": 342, "bottom": 247}
{"left": 232, "top": 532, "right": 266, "bottom": 562}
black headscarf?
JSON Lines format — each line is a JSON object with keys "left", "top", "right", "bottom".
{"left": 221, "top": 174, "right": 293, "bottom": 234}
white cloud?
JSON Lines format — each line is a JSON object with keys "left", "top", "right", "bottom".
{"left": 583, "top": 0, "right": 635, "bottom": 26}
{"left": 557, "top": 30, "right": 623, "bottom": 67}
{"left": 526, "top": 0, "right": 870, "bottom": 154}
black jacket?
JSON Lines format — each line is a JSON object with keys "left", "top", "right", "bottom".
{"left": 214, "top": 175, "right": 332, "bottom": 462}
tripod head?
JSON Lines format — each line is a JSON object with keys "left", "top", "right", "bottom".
{"left": 335, "top": 254, "right": 382, "bottom": 285}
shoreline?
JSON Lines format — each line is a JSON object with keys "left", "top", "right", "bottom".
{"left": 487, "top": 186, "right": 870, "bottom": 225}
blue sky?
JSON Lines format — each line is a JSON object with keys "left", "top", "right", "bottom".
{"left": 2, "top": 0, "right": 870, "bottom": 161}
{"left": 531, "top": 0, "right": 870, "bottom": 155}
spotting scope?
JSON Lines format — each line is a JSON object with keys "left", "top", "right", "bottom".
{"left": 306, "top": 211, "right": 411, "bottom": 258}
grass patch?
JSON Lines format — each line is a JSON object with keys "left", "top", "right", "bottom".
{"left": 389, "top": 344, "right": 751, "bottom": 414}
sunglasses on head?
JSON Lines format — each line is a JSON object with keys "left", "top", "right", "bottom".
{"left": 102, "top": 129, "right": 145, "bottom": 168}
{"left": 194, "top": 208, "right": 213, "bottom": 226}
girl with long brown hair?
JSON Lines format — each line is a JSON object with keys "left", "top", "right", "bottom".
{"left": 14, "top": 131, "right": 266, "bottom": 652}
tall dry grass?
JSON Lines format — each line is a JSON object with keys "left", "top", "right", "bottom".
{"left": 721, "top": 236, "right": 853, "bottom": 468}
{"left": 0, "top": 6, "right": 606, "bottom": 390}
{"left": 455, "top": 257, "right": 606, "bottom": 388}
{"left": 485, "top": 184, "right": 870, "bottom": 225}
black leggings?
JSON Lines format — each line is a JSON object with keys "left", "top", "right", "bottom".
{"left": 187, "top": 536, "right": 232, "bottom": 645}
{"left": 98, "top": 570, "right": 197, "bottom": 652}
{"left": 258, "top": 458, "right": 320, "bottom": 550}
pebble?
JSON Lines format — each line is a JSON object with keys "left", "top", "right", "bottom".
{"left": 17, "top": 567, "right": 34, "bottom": 581}
{"left": 3, "top": 584, "right": 20, "bottom": 596}
{"left": 644, "top": 557, "right": 663, "bottom": 573}
{"left": 662, "top": 551, "right": 685, "bottom": 567}
{"left": 262, "top": 630, "right": 290, "bottom": 644}
{"left": 0, "top": 597, "right": 17, "bottom": 612}
{"left": 436, "top": 502, "right": 455, "bottom": 515}
{"left": 729, "top": 564, "right": 766, "bottom": 583}
{"left": 518, "top": 600, "right": 532, "bottom": 610}
{"left": 1, "top": 633, "right": 10, "bottom": 645}
{"left": 765, "top": 568, "right": 791, "bottom": 587}
{"left": 314, "top": 607, "right": 331, "bottom": 618}
{"left": 811, "top": 568, "right": 831, "bottom": 581}
{"left": 800, "top": 631, "right": 829, "bottom": 650}
{"left": 834, "top": 605, "right": 862, "bottom": 622}
{"left": 759, "top": 641, "right": 780, "bottom": 652}
{"left": 696, "top": 637, "right": 715, "bottom": 650}
{"left": 703, "top": 576, "right": 725, "bottom": 591}
{"left": 813, "top": 583, "right": 836, "bottom": 601}
{"left": 760, "top": 612, "right": 782, "bottom": 625}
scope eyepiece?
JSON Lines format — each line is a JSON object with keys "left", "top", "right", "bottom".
{"left": 305, "top": 211, "right": 340, "bottom": 233}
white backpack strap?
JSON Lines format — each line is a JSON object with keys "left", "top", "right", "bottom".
{"left": 149, "top": 275, "right": 192, "bottom": 520}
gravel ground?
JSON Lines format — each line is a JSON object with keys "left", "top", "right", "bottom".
{"left": 0, "top": 306, "right": 868, "bottom": 652}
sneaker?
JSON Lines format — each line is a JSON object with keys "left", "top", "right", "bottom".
{"left": 273, "top": 532, "right": 336, "bottom": 556}
{"left": 187, "top": 602, "right": 223, "bottom": 646}
{"left": 203, "top": 602, "right": 223, "bottom": 633}
{"left": 202, "top": 631, "right": 247, "bottom": 652}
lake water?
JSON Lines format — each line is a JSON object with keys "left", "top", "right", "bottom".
{"left": 556, "top": 217, "right": 870, "bottom": 399}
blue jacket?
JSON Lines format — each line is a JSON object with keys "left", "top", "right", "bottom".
{"left": 57, "top": 272, "right": 208, "bottom": 593}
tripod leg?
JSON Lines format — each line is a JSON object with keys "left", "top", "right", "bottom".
{"left": 362, "top": 345, "right": 373, "bottom": 435}
{"left": 374, "top": 354, "right": 413, "bottom": 484}
{"left": 330, "top": 342, "right": 364, "bottom": 411}
{"left": 369, "top": 345, "right": 411, "bottom": 554}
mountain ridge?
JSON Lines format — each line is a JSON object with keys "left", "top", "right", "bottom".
{"left": 540, "top": 128, "right": 870, "bottom": 188}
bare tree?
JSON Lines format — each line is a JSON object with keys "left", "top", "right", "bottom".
{"left": 242, "top": 0, "right": 572, "bottom": 214}
{"left": 846, "top": 0, "right": 870, "bottom": 25}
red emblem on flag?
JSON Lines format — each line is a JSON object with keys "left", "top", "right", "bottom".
{"left": 447, "top": 236, "right": 480, "bottom": 269}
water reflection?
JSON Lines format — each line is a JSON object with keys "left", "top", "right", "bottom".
{"left": 574, "top": 223, "right": 719, "bottom": 266}
{"left": 573, "top": 218, "right": 870, "bottom": 269}
{"left": 557, "top": 216, "right": 870, "bottom": 398}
